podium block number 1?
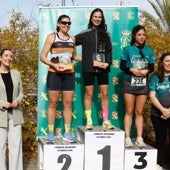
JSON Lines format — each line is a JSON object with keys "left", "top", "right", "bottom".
{"left": 84, "top": 131, "right": 124, "bottom": 170}
{"left": 97, "top": 145, "right": 111, "bottom": 170}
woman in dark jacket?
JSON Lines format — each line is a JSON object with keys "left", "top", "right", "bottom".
{"left": 76, "top": 8, "right": 114, "bottom": 130}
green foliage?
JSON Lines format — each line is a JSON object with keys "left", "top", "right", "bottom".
{"left": 0, "top": 11, "right": 38, "bottom": 160}
{"left": 139, "top": 1, "right": 170, "bottom": 145}
{"left": 140, "top": 0, "right": 170, "bottom": 31}
{"left": 1, "top": 5, "right": 169, "bottom": 160}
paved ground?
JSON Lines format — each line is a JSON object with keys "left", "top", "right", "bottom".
{"left": 24, "top": 158, "right": 37, "bottom": 170}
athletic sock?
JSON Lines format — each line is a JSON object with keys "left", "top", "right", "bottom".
{"left": 102, "top": 109, "right": 109, "bottom": 122}
{"left": 64, "top": 124, "right": 71, "bottom": 133}
{"left": 48, "top": 124, "right": 54, "bottom": 133}
{"left": 85, "top": 110, "right": 92, "bottom": 122}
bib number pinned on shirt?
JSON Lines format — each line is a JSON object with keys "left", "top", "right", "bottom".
{"left": 131, "top": 76, "right": 146, "bottom": 86}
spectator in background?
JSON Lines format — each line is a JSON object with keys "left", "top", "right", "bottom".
{"left": 0, "top": 48, "right": 24, "bottom": 170}
{"left": 75, "top": 8, "right": 114, "bottom": 130}
{"left": 149, "top": 52, "right": 170, "bottom": 170}
{"left": 120, "top": 25, "right": 155, "bottom": 148}
{"left": 40, "top": 14, "right": 81, "bottom": 143}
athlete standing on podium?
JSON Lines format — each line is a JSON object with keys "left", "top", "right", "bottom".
{"left": 40, "top": 14, "right": 81, "bottom": 143}
{"left": 120, "top": 25, "right": 156, "bottom": 148}
{"left": 75, "top": 8, "right": 114, "bottom": 130}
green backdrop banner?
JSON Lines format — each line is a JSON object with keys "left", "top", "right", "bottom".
{"left": 37, "top": 6, "right": 138, "bottom": 137}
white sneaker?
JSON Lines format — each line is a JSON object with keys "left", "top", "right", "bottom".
{"left": 135, "top": 137, "right": 146, "bottom": 148}
{"left": 102, "top": 120, "right": 114, "bottom": 130}
{"left": 125, "top": 137, "right": 134, "bottom": 148}
{"left": 86, "top": 121, "right": 93, "bottom": 130}
{"left": 156, "top": 164, "right": 164, "bottom": 170}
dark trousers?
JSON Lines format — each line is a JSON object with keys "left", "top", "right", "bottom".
{"left": 151, "top": 115, "right": 170, "bottom": 166}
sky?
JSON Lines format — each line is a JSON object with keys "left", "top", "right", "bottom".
{"left": 0, "top": 0, "right": 156, "bottom": 27}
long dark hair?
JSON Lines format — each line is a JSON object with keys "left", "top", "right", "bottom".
{"left": 157, "top": 52, "right": 170, "bottom": 82}
{"left": 88, "top": 8, "right": 109, "bottom": 44}
{"left": 56, "top": 14, "right": 70, "bottom": 32}
{"left": 130, "top": 25, "right": 146, "bottom": 45}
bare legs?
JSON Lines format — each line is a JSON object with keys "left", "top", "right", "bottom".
{"left": 47, "top": 91, "right": 60, "bottom": 126}
{"left": 84, "top": 84, "right": 114, "bottom": 130}
{"left": 47, "top": 90, "right": 74, "bottom": 133}
{"left": 123, "top": 93, "right": 147, "bottom": 138}
{"left": 84, "top": 84, "right": 109, "bottom": 112}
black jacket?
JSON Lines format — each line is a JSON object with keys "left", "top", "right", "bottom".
{"left": 75, "top": 28, "right": 112, "bottom": 73}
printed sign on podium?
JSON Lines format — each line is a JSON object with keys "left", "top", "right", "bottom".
{"left": 77, "top": 126, "right": 125, "bottom": 170}
{"left": 124, "top": 143, "right": 157, "bottom": 170}
{"left": 38, "top": 137, "right": 84, "bottom": 170}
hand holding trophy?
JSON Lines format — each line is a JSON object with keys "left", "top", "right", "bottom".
{"left": 93, "top": 53, "right": 105, "bottom": 68}
{"left": 58, "top": 55, "right": 73, "bottom": 70}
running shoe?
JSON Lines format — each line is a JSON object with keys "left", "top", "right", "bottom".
{"left": 102, "top": 120, "right": 114, "bottom": 130}
{"left": 135, "top": 137, "right": 146, "bottom": 148}
{"left": 86, "top": 121, "right": 93, "bottom": 130}
{"left": 125, "top": 137, "right": 134, "bottom": 148}
{"left": 63, "top": 132, "right": 76, "bottom": 143}
{"left": 46, "top": 132, "right": 55, "bottom": 144}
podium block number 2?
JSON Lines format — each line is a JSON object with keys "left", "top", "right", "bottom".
{"left": 97, "top": 145, "right": 111, "bottom": 170}
{"left": 57, "top": 154, "right": 71, "bottom": 170}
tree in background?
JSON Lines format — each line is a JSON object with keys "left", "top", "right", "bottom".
{"left": 140, "top": 0, "right": 170, "bottom": 31}
{"left": 139, "top": 1, "right": 170, "bottom": 156}
{"left": 1, "top": 4, "right": 170, "bottom": 163}
{"left": 0, "top": 11, "right": 38, "bottom": 161}
{"left": 139, "top": 0, "right": 170, "bottom": 58}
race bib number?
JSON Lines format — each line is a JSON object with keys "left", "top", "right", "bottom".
{"left": 131, "top": 76, "right": 146, "bottom": 86}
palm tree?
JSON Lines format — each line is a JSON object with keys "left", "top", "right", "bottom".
{"left": 140, "top": 0, "right": 170, "bottom": 31}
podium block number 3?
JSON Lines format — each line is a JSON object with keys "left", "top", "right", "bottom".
{"left": 97, "top": 145, "right": 111, "bottom": 170}
{"left": 134, "top": 152, "right": 147, "bottom": 169}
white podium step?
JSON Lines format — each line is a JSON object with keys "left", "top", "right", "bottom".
{"left": 37, "top": 127, "right": 158, "bottom": 170}
{"left": 124, "top": 141, "right": 157, "bottom": 170}
{"left": 77, "top": 126, "right": 125, "bottom": 170}
{"left": 38, "top": 137, "right": 84, "bottom": 170}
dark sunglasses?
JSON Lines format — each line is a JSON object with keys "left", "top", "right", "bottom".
{"left": 60, "top": 21, "right": 71, "bottom": 26}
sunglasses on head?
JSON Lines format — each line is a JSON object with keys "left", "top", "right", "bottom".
{"left": 60, "top": 21, "right": 71, "bottom": 26}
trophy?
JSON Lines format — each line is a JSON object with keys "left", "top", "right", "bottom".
{"left": 58, "top": 56, "right": 73, "bottom": 70}
{"left": 93, "top": 53, "right": 105, "bottom": 67}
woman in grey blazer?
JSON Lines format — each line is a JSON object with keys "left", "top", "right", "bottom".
{"left": 0, "top": 48, "right": 24, "bottom": 170}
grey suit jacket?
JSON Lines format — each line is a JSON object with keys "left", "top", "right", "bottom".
{"left": 0, "top": 69, "right": 24, "bottom": 127}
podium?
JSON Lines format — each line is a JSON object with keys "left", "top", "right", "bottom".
{"left": 38, "top": 137, "right": 84, "bottom": 170}
{"left": 124, "top": 142, "right": 157, "bottom": 170}
{"left": 77, "top": 126, "right": 125, "bottom": 170}
{"left": 38, "top": 126, "right": 157, "bottom": 170}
